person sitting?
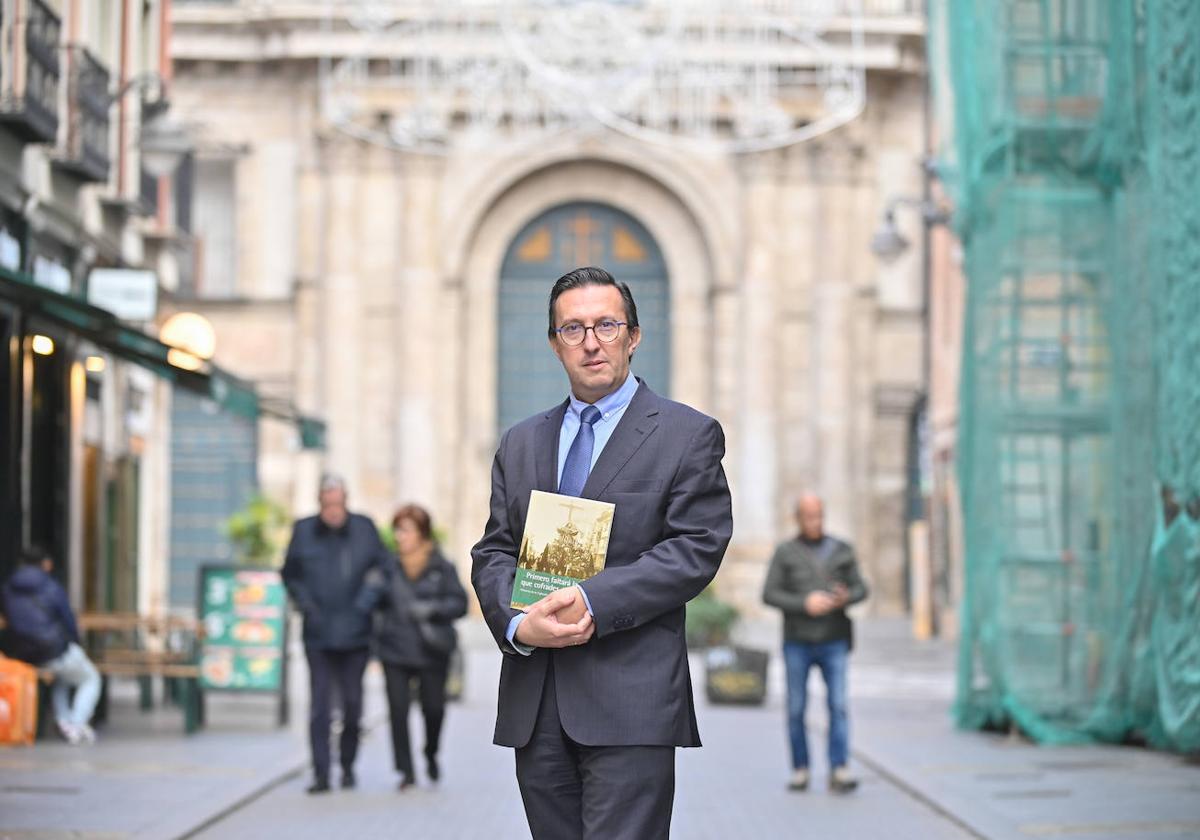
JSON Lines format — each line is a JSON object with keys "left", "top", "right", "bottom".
{"left": 1, "top": 550, "right": 101, "bottom": 745}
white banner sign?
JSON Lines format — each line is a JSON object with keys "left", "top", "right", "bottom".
{"left": 87, "top": 268, "right": 158, "bottom": 321}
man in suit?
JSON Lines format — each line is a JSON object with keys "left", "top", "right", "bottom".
{"left": 472, "top": 266, "right": 733, "bottom": 839}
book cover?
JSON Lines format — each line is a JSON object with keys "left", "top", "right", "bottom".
{"left": 510, "top": 490, "right": 615, "bottom": 609}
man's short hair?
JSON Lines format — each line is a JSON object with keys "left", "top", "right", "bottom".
{"left": 21, "top": 548, "right": 50, "bottom": 566}
{"left": 547, "top": 266, "right": 640, "bottom": 337}
{"left": 319, "top": 472, "right": 347, "bottom": 496}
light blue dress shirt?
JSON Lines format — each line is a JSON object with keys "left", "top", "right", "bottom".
{"left": 556, "top": 372, "right": 640, "bottom": 486}
{"left": 506, "top": 374, "right": 640, "bottom": 653}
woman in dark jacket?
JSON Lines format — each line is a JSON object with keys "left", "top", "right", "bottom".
{"left": 374, "top": 504, "right": 468, "bottom": 790}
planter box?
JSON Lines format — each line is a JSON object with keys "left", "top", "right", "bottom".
{"left": 703, "top": 645, "right": 768, "bottom": 706}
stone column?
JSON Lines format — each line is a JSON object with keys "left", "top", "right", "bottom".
{"left": 735, "top": 152, "right": 782, "bottom": 550}
{"left": 318, "top": 138, "right": 366, "bottom": 496}
{"left": 393, "top": 156, "right": 443, "bottom": 511}
{"left": 356, "top": 143, "right": 403, "bottom": 517}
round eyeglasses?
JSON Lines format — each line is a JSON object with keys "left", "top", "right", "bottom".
{"left": 554, "top": 319, "right": 627, "bottom": 346}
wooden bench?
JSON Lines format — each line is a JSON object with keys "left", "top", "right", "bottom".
{"left": 80, "top": 612, "right": 206, "bottom": 734}
{"left": 2, "top": 612, "right": 206, "bottom": 735}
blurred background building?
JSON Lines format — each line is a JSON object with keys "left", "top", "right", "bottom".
{"left": 168, "top": 0, "right": 933, "bottom": 617}
{"left": 2, "top": 0, "right": 1195, "bottom": 753}
{"left": 0, "top": 0, "right": 322, "bottom": 619}
{"left": 929, "top": 0, "right": 1200, "bottom": 751}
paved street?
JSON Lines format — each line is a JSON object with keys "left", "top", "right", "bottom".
{"left": 2, "top": 618, "right": 1199, "bottom": 839}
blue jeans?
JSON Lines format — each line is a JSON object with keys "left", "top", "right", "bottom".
{"left": 783, "top": 639, "right": 850, "bottom": 770}
{"left": 45, "top": 642, "right": 102, "bottom": 727}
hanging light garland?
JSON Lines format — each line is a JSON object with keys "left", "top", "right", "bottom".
{"left": 320, "top": 0, "right": 866, "bottom": 154}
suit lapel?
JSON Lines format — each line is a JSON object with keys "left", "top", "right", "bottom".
{"left": 534, "top": 400, "right": 569, "bottom": 493}
{"left": 581, "top": 381, "right": 660, "bottom": 498}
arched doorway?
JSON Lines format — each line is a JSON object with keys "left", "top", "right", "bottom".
{"left": 496, "top": 202, "right": 670, "bottom": 431}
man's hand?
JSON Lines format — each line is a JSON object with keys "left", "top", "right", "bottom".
{"left": 804, "top": 590, "right": 838, "bottom": 616}
{"left": 830, "top": 583, "right": 849, "bottom": 609}
{"left": 552, "top": 585, "right": 589, "bottom": 626}
{"left": 514, "top": 587, "right": 595, "bottom": 648}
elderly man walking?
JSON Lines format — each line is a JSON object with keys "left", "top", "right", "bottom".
{"left": 762, "top": 493, "right": 869, "bottom": 794}
{"left": 282, "top": 473, "right": 389, "bottom": 794}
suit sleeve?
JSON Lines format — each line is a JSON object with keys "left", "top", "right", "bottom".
{"left": 470, "top": 430, "right": 525, "bottom": 654}
{"left": 580, "top": 416, "right": 733, "bottom": 638}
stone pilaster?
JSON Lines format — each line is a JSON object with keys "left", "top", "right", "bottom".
{"left": 319, "top": 137, "right": 366, "bottom": 495}
{"left": 393, "top": 156, "right": 444, "bottom": 511}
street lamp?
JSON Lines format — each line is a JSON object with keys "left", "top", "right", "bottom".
{"left": 110, "top": 72, "right": 191, "bottom": 177}
{"left": 869, "top": 196, "right": 951, "bottom": 263}
{"left": 139, "top": 99, "right": 191, "bottom": 177}
{"left": 160, "top": 312, "right": 216, "bottom": 372}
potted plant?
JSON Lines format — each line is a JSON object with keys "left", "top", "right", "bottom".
{"left": 224, "top": 494, "right": 290, "bottom": 567}
{"left": 686, "top": 585, "right": 739, "bottom": 648}
{"left": 687, "top": 585, "right": 769, "bottom": 706}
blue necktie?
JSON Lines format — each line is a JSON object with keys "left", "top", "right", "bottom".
{"left": 558, "top": 406, "right": 602, "bottom": 497}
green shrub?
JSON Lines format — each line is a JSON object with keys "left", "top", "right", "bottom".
{"left": 686, "top": 586, "right": 739, "bottom": 648}
{"left": 224, "top": 494, "right": 289, "bottom": 567}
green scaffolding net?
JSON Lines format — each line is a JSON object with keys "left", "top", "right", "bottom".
{"left": 931, "top": 0, "right": 1200, "bottom": 751}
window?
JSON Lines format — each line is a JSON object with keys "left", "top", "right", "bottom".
{"left": 193, "top": 157, "right": 238, "bottom": 298}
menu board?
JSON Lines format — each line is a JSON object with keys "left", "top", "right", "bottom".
{"left": 199, "top": 566, "right": 287, "bottom": 692}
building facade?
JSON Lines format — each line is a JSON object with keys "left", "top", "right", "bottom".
{"left": 0, "top": 0, "right": 185, "bottom": 614}
{"left": 170, "top": 0, "right": 931, "bottom": 615}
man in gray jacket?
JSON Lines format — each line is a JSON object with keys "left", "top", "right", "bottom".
{"left": 762, "top": 493, "right": 868, "bottom": 794}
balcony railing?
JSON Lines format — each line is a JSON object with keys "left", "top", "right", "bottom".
{"left": 59, "top": 44, "right": 111, "bottom": 182}
{"left": 0, "top": 0, "right": 61, "bottom": 143}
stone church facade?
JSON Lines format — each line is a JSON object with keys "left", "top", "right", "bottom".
{"left": 168, "top": 2, "right": 929, "bottom": 615}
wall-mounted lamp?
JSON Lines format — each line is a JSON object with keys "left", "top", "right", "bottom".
{"left": 870, "top": 196, "right": 951, "bottom": 263}
{"left": 110, "top": 72, "right": 191, "bottom": 177}
{"left": 167, "top": 348, "right": 203, "bottom": 371}
{"left": 31, "top": 335, "right": 55, "bottom": 355}
{"left": 160, "top": 312, "right": 216, "bottom": 372}
{"left": 85, "top": 355, "right": 106, "bottom": 373}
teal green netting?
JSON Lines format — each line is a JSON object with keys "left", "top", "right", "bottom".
{"left": 930, "top": 0, "right": 1200, "bottom": 751}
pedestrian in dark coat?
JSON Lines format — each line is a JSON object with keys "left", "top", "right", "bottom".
{"left": 281, "top": 473, "right": 389, "bottom": 794}
{"left": 374, "top": 504, "right": 468, "bottom": 790}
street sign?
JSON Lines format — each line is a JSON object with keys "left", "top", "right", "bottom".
{"left": 87, "top": 268, "right": 158, "bottom": 321}
{"left": 198, "top": 566, "right": 288, "bottom": 695}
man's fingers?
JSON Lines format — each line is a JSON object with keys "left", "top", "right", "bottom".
{"left": 532, "top": 586, "right": 579, "bottom": 614}
{"left": 549, "top": 608, "right": 592, "bottom": 637}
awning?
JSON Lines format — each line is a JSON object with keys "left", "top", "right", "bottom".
{"left": 0, "top": 266, "right": 326, "bottom": 448}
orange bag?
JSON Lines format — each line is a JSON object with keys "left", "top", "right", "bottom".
{"left": 0, "top": 654, "right": 39, "bottom": 746}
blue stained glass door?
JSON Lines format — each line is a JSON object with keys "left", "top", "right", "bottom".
{"left": 497, "top": 202, "right": 670, "bottom": 433}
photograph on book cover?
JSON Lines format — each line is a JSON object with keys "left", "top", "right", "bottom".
{"left": 511, "top": 491, "right": 615, "bottom": 608}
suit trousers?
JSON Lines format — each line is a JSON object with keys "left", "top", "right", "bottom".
{"left": 515, "top": 657, "right": 675, "bottom": 840}
{"left": 305, "top": 646, "right": 369, "bottom": 781}
{"left": 382, "top": 660, "right": 449, "bottom": 780}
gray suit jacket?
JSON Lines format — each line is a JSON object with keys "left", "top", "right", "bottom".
{"left": 471, "top": 380, "right": 733, "bottom": 748}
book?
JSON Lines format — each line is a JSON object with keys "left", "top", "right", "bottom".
{"left": 510, "top": 490, "right": 615, "bottom": 609}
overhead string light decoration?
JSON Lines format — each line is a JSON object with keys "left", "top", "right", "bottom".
{"left": 320, "top": 0, "right": 866, "bottom": 155}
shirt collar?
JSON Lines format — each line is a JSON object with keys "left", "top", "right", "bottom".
{"left": 568, "top": 374, "right": 639, "bottom": 424}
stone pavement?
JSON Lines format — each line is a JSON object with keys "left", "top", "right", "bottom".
{"left": 1, "top": 617, "right": 1197, "bottom": 839}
